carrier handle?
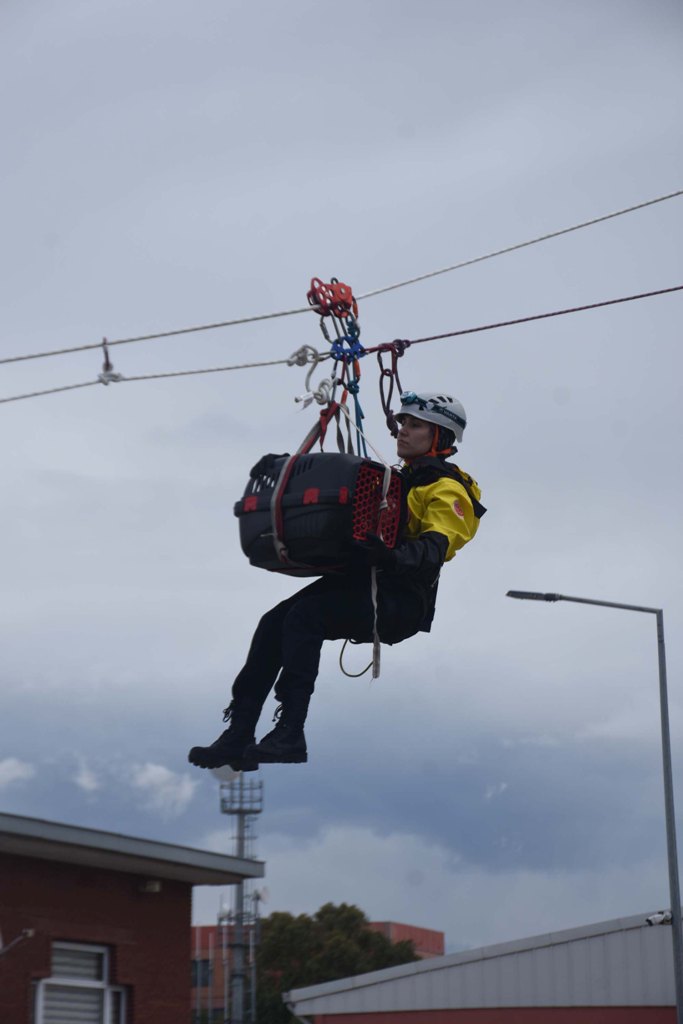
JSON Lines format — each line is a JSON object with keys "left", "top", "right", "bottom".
{"left": 269, "top": 403, "right": 343, "bottom": 567}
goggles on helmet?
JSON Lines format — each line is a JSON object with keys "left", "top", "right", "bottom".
{"left": 399, "top": 391, "right": 466, "bottom": 432}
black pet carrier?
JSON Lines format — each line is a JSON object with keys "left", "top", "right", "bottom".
{"left": 234, "top": 452, "right": 405, "bottom": 576}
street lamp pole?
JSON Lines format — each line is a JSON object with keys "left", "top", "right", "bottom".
{"left": 507, "top": 590, "right": 683, "bottom": 1024}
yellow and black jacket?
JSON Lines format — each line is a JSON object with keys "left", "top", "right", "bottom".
{"left": 390, "top": 456, "right": 485, "bottom": 630}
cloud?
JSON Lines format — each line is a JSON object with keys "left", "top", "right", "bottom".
{"left": 484, "top": 782, "right": 509, "bottom": 801}
{"left": 73, "top": 759, "right": 100, "bottom": 793}
{"left": 2, "top": 0, "right": 682, "bottom": 956}
{"left": 576, "top": 701, "right": 665, "bottom": 742}
{"left": 194, "top": 823, "right": 667, "bottom": 953}
{"left": 129, "top": 762, "right": 197, "bottom": 818}
{"left": 0, "top": 758, "right": 35, "bottom": 788}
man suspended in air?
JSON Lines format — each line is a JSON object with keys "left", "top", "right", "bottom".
{"left": 188, "top": 390, "right": 485, "bottom": 770}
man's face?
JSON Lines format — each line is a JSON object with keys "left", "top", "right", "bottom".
{"left": 396, "top": 414, "right": 434, "bottom": 460}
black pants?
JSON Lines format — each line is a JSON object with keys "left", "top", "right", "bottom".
{"left": 231, "top": 574, "right": 425, "bottom": 715}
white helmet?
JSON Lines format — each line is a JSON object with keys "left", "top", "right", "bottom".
{"left": 397, "top": 391, "right": 467, "bottom": 443}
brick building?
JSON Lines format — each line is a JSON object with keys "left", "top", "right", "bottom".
{"left": 192, "top": 922, "right": 256, "bottom": 1023}
{"left": 190, "top": 919, "right": 445, "bottom": 1017}
{"left": 367, "top": 921, "right": 445, "bottom": 959}
{"left": 0, "top": 812, "right": 263, "bottom": 1024}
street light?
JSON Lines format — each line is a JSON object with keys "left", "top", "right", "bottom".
{"left": 507, "top": 589, "right": 683, "bottom": 1024}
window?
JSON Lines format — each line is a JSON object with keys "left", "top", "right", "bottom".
{"left": 191, "top": 958, "right": 212, "bottom": 988}
{"left": 35, "top": 943, "right": 126, "bottom": 1024}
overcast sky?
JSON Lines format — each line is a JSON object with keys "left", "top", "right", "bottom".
{"left": 1, "top": 0, "right": 682, "bottom": 955}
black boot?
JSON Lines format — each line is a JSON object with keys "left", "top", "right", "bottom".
{"left": 245, "top": 700, "right": 309, "bottom": 765}
{"left": 188, "top": 701, "right": 260, "bottom": 772}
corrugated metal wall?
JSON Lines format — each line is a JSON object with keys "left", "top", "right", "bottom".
{"left": 287, "top": 915, "right": 674, "bottom": 1017}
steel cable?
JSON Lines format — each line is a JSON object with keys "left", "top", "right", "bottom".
{"left": 1, "top": 187, "right": 681, "bottom": 368}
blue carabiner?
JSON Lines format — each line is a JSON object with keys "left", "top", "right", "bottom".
{"left": 331, "top": 339, "right": 347, "bottom": 361}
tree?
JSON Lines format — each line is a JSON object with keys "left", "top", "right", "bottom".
{"left": 256, "top": 902, "right": 418, "bottom": 1023}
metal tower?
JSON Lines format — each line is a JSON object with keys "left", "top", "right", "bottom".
{"left": 219, "top": 774, "right": 264, "bottom": 1024}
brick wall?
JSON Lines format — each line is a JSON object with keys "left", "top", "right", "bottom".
{"left": 367, "top": 921, "right": 445, "bottom": 958}
{"left": 0, "top": 851, "right": 192, "bottom": 1024}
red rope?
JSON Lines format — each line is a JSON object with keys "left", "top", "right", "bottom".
{"left": 363, "top": 284, "right": 683, "bottom": 353}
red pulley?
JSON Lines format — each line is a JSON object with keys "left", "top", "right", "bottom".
{"left": 307, "top": 277, "right": 358, "bottom": 319}
{"left": 307, "top": 277, "right": 335, "bottom": 314}
{"left": 329, "top": 280, "right": 358, "bottom": 318}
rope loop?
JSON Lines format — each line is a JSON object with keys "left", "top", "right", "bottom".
{"left": 377, "top": 339, "right": 410, "bottom": 436}
{"left": 287, "top": 344, "right": 320, "bottom": 368}
{"left": 290, "top": 345, "right": 335, "bottom": 406}
{"left": 311, "top": 379, "right": 334, "bottom": 405}
{"left": 295, "top": 376, "right": 334, "bottom": 407}
{"left": 339, "top": 638, "right": 373, "bottom": 678}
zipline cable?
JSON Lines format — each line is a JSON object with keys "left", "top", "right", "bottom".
{"left": 0, "top": 356, "right": 293, "bottom": 405}
{"left": 1, "top": 187, "right": 681, "bottom": 369}
{"left": 0, "top": 381, "right": 102, "bottom": 404}
{"left": 124, "top": 356, "right": 290, "bottom": 383}
{"left": 1, "top": 283, "right": 681, "bottom": 407}
{"left": 364, "top": 283, "right": 683, "bottom": 352}
{"left": 0, "top": 308, "right": 313, "bottom": 366}
{"left": 356, "top": 188, "right": 683, "bottom": 301}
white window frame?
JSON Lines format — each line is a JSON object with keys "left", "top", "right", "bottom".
{"left": 34, "top": 942, "right": 127, "bottom": 1024}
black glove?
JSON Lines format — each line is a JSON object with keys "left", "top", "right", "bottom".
{"left": 249, "top": 453, "right": 290, "bottom": 479}
{"left": 350, "top": 532, "right": 396, "bottom": 572}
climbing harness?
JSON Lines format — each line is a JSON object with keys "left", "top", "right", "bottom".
{"left": 301, "top": 281, "right": 425, "bottom": 677}
{"left": 241, "top": 276, "right": 415, "bottom": 678}
{"left": 298, "top": 278, "right": 409, "bottom": 677}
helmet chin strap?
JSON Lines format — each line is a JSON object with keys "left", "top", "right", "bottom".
{"left": 427, "top": 425, "right": 457, "bottom": 458}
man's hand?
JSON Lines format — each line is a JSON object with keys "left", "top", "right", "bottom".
{"left": 350, "top": 532, "right": 396, "bottom": 571}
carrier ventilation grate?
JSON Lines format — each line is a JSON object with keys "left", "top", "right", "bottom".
{"left": 351, "top": 465, "right": 402, "bottom": 547}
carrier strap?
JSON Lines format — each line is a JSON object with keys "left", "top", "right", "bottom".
{"left": 271, "top": 401, "right": 393, "bottom": 679}
{"left": 270, "top": 403, "right": 342, "bottom": 567}
{"left": 337, "top": 402, "right": 393, "bottom": 680}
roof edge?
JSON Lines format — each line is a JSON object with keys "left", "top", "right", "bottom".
{"left": 285, "top": 910, "right": 661, "bottom": 1002}
{"left": 0, "top": 812, "right": 264, "bottom": 886}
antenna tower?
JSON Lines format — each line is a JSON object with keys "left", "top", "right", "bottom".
{"left": 219, "top": 774, "right": 264, "bottom": 1024}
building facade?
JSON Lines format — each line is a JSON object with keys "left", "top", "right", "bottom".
{"left": 367, "top": 921, "right": 445, "bottom": 959}
{"left": 191, "top": 922, "right": 259, "bottom": 1024}
{"left": 0, "top": 812, "right": 263, "bottom": 1024}
{"left": 189, "top": 918, "right": 445, "bottom": 1019}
